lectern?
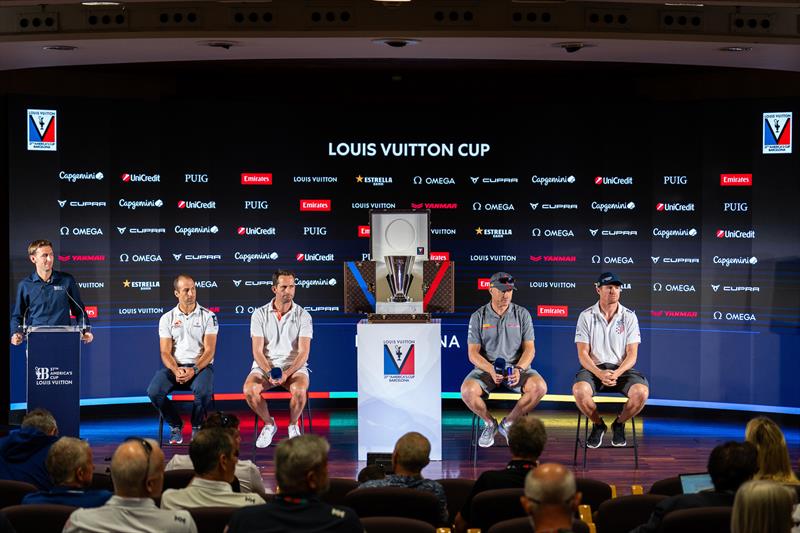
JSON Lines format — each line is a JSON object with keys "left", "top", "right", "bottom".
{"left": 26, "top": 325, "right": 82, "bottom": 437}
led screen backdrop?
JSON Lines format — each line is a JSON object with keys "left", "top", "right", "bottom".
{"left": 7, "top": 93, "right": 799, "bottom": 410}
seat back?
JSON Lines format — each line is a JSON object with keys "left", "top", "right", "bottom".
{"left": 321, "top": 478, "right": 358, "bottom": 507}
{"left": 0, "top": 480, "right": 38, "bottom": 508}
{"left": 2, "top": 504, "right": 76, "bottom": 533}
{"left": 649, "top": 477, "right": 682, "bottom": 497}
{"left": 90, "top": 472, "right": 114, "bottom": 492}
{"left": 595, "top": 494, "right": 667, "bottom": 533}
{"left": 487, "top": 516, "right": 591, "bottom": 533}
{"left": 360, "top": 516, "right": 436, "bottom": 533}
{"left": 344, "top": 487, "right": 440, "bottom": 526}
{"left": 163, "top": 469, "right": 195, "bottom": 490}
{"left": 659, "top": 506, "right": 732, "bottom": 533}
{"left": 436, "top": 478, "right": 475, "bottom": 526}
{"left": 470, "top": 488, "right": 526, "bottom": 532}
{"left": 576, "top": 477, "right": 613, "bottom": 510}
{"left": 188, "top": 506, "right": 238, "bottom": 533}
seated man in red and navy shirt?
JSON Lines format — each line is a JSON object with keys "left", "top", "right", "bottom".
{"left": 454, "top": 416, "right": 547, "bottom": 532}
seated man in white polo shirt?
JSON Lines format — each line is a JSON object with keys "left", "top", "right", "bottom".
{"left": 573, "top": 272, "right": 649, "bottom": 449}
{"left": 243, "top": 269, "right": 313, "bottom": 448}
{"left": 160, "top": 428, "right": 265, "bottom": 510}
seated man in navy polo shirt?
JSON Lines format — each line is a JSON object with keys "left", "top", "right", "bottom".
{"left": 461, "top": 272, "right": 548, "bottom": 448}
{"left": 0, "top": 407, "right": 60, "bottom": 490}
{"left": 22, "top": 436, "right": 111, "bottom": 508}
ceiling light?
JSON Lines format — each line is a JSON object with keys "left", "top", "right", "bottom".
{"left": 199, "top": 40, "right": 240, "bottom": 50}
{"left": 81, "top": 1, "right": 121, "bottom": 5}
{"left": 43, "top": 45, "right": 77, "bottom": 51}
{"left": 720, "top": 46, "right": 752, "bottom": 52}
{"left": 372, "top": 38, "right": 420, "bottom": 48}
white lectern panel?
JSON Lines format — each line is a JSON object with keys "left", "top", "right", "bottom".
{"left": 357, "top": 320, "right": 442, "bottom": 461}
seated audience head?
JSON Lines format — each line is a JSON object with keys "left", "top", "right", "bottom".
{"left": 508, "top": 416, "right": 547, "bottom": 462}
{"left": 46, "top": 436, "right": 93, "bottom": 488}
{"left": 392, "top": 432, "right": 431, "bottom": 476}
{"left": 744, "top": 416, "right": 799, "bottom": 483}
{"left": 521, "top": 463, "right": 580, "bottom": 525}
{"left": 189, "top": 427, "right": 238, "bottom": 483}
{"left": 275, "top": 434, "right": 330, "bottom": 496}
{"left": 111, "top": 438, "right": 164, "bottom": 499}
{"left": 357, "top": 464, "right": 386, "bottom": 483}
{"left": 707, "top": 441, "right": 758, "bottom": 492}
{"left": 22, "top": 407, "right": 58, "bottom": 436}
{"left": 731, "top": 480, "right": 796, "bottom": 533}
{"left": 202, "top": 411, "right": 240, "bottom": 439}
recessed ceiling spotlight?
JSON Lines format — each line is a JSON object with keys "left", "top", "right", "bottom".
{"left": 43, "top": 45, "right": 77, "bottom": 51}
{"left": 720, "top": 46, "right": 752, "bottom": 52}
{"left": 81, "top": 1, "right": 121, "bottom": 5}
{"left": 372, "top": 38, "right": 420, "bottom": 48}
{"left": 664, "top": 2, "right": 704, "bottom": 6}
{"left": 199, "top": 40, "right": 241, "bottom": 50}
{"left": 552, "top": 42, "right": 592, "bottom": 53}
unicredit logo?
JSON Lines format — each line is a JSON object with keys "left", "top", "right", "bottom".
{"left": 720, "top": 173, "right": 752, "bottom": 186}
{"left": 477, "top": 278, "right": 491, "bottom": 290}
{"left": 358, "top": 226, "right": 371, "bottom": 238}
{"left": 716, "top": 229, "right": 756, "bottom": 239}
{"left": 241, "top": 173, "right": 273, "bottom": 185}
{"left": 296, "top": 253, "right": 335, "bottom": 262}
{"left": 430, "top": 252, "right": 450, "bottom": 261}
{"left": 121, "top": 172, "right": 160, "bottom": 183}
{"left": 237, "top": 227, "right": 276, "bottom": 236}
{"left": 656, "top": 202, "right": 695, "bottom": 212}
{"left": 177, "top": 200, "right": 216, "bottom": 209}
{"left": 594, "top": 176, "right": 633, "bottom": 185}
{"left": 537, "top": 305, "right": 568, "bottom": 317}
{"left": 300, "top": 199, "right": 332, "bottom": 211}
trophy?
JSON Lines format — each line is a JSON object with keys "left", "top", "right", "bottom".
{"left": 385, "top": 255, "right": 416, "bottom": 303}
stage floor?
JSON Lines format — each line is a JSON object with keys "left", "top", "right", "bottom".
{"left": 78, "top": 403, "right": 799, "bottom": 494}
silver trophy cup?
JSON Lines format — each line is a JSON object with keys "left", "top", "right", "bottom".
{"left": 385, "top": 255, "right": 416, "bottom": 302}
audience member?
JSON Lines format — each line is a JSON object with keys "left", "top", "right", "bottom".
{"left": 455, "top": 416, "right": 546, "bottom": 532}
{"left": 161, "top": 427, "right": 265, "bottom": 509}
{"left": 745, "top": 417, "right": 799, "bottom": 484}
{"left": 631, "top": 441, "right": 758, "bottom": 533}
{"left": 64, "top": 438, "right": 197, "bottom": 533}
{"left": 356, "top": 464, "right": 385, "bottom": 483}
{"left": 166, "top": 411, "right": 266, "bottom": 494}
{"left": 227, "top": 434, "right": 362, "bottom": 532}
{"left": 0, "top": 407, "right": 59, "bottom": 489}
{"left": 357, "top": 431, "right": 448, "bottom": 525}
{"left": 731, "top": 480, "right": 795, "bottom": 533}
{"left": 22, "top": 437, "right": 111, "bottom": 507}
{"left": 520, "top": 463, "right": 581, "bottom": 533}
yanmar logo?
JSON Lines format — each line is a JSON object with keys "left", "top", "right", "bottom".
{"left": 720, "top": 174, "right": 752, "bottom": 186}
{"left": 650, "top": 310, "right": 699, "bottom": 318}
{"left": 716, "top": 229, "right": 756, "bottom": 239}
{"left": 530, "top": 255, "right": 576, "bottom": 263}
{"left": 410, "top": 202, "right": 458, "bottom": 210}
{"left": 300, "top": 199, "right": 331, "bottom": 211}
{"left": 58, "top": 255, "right": 105, "bottom": 262}
{"left": 241, "top": 173, "right": 273, "bottom": 185}
{"left": 430, "top": 252, "right": 450, "bottom": 261}
{"left": 358, "top": 226, "right": 371, "bottom": 238}
{"left": 177, "top": 200, "right": 216, "bottom": 209}
{"left": 537, "top": 305, "right": 568, "bottom": 318}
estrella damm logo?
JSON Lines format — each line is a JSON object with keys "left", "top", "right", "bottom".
{"left": 383, "top": 342, "right": 415, "bottom": 375}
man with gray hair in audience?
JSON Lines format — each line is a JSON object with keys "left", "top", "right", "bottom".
{"left": 64, "top": 438, "right": 197, "bottom": 533}
{"left": 520, "top": 463, "right": 582, "bottom": 533}
{"left": 161, "top": 427, "right": 265, "bottom": 509}
{"left": 0, "top": 407, "right": 59, "bottom": 489}
{"left": 357, "top": 431, "right": 449, "bottom": 525}
{"left": 227, "top": 434, "right": 362, "bottom": 532}
{"left": 22, "top": 437, "right": 111, "bottom": 507}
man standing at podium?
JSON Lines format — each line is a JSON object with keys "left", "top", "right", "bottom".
{"left": 461, "top": 272, "right": 548, "bottom": 448}
{"left": 147, "top": 274, "right": 219, "bottom": 445}
{"left": 244, "top": 269, "right": 313, "bottom": 448}
{"left": 10, "top": 239, "right": 93, "bottom": 345}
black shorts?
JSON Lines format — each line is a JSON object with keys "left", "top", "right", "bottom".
{"left": 574, "top": 363, "right": 649, "bottom": 396}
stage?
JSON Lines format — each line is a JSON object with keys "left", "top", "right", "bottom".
{"left": 73, "top": 401, "right": 800, "bottom": 494}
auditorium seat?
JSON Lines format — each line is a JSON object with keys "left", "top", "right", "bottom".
{"left": 321, "top": 477, "right": 358, "bottom": 507}
{"left": 360, "top": 516, "right": 436, "bottom": 533}
{"left": 163, "top": 469, "right": 195, "bottom": 490}
{"left": 648, "top": 476, "right": 682, "bottom": 496}
{"left": 487, "top": 516, "right": 591, "bottom": 533}
{"left": 594, "top": 494, "right": 666, "bottom": 533}
{"left": 343, "top": 487, "right": 441, "bottom": 526}
{"left": 2, "top": 503, "right": 76, "bottom": 533}
{"left": 436, "top": 477, "right": 475, "bottom": 526}
{"left": 0, "top": 480, "right": 38, "bottom": 508}
{"left": 188, "top": 506, "right": 238, "bottom": 533}
{"left": 90, "top": 472, "right": 114, "bottom": 492}
{"left": 659, "top": 506, "right": 732, "bottom": 533}
{"left": 575, "top": 477, "right": 614, "bottom": 511}
{"left": 469, "top": 488, "right": 526, "bottom": 532}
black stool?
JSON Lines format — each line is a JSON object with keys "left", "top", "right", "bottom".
{"left": 573, "top": 396, "right": 639, "bottom": 469}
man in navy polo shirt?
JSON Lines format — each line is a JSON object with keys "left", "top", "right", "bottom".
{"left": 10, "top": 239, "right": 93, "bottom": 345}
{"left": 573, "top": 272, "right": 649, "bottom": 448}
{"left": 461, "top": 272, "right": 548, "bottom": 448}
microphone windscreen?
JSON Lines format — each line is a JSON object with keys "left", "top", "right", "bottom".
{"left": 270, "top": 367, "right": 283, "bottom": 380}
{"left": 493, "top": 357, "right": 506, "bottom": 373}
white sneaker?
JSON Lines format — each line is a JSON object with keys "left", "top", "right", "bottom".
{"left": 256, "top": 420, "right": 277, "bottom": 448}
{"left": 287, "top": 423, "right": 302, "bottom": 439}
{"left": 497, "top": 417, "right": 512, "bottom": 442}
{"left": 478, "top": 418, "right": 497, "bottom": 448}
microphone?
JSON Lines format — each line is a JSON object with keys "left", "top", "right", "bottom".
{"left": 269, "top": 367, "right": 282, "bottom": 381}
{"left": 493, "top": 357, "right": 507, "bottom": 377}
{"left": 65, "top": 290, "right": 88, "bottom": 334}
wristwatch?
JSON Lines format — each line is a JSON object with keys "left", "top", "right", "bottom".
{"left": 514, "top": 365, "right": 525, "bottom": 372}
{"left": 192, "top": 365, "right": 200, "bottom": 374}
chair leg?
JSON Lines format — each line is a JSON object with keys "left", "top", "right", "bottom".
{"left": 582, "top": 413, "right": 589, "bottom": 469}
{"left": 573, "top": 411, "right": 581, "bottom": 466}
{"left": 306, "top": 393, "right": 313, "bottom": 434}
{"left": 158, "top": 414, "right": 164, "bottom": 448}
{"left": 471, "top": 413, "right": 478, "bottom": 468}
{"left": 632, "top": 416, "right": 639, "bottom": 469}
{"left": 252, "top": 413, "right": 260, "bottom": 461}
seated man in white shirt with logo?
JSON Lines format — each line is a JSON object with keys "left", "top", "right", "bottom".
{"left": 244, "top": 269, "right": 313, "bottom": 448}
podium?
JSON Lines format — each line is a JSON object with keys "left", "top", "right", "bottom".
{"left": 26, "top": 326, "right": 82, "bottom": 437}
{"left": 357, "top": 320, "right": 442, "bottom": 461}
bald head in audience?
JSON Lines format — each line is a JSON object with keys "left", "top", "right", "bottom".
{"left": 521, "top": 463, "right": 581, "bottom": 532}
{"left": 111, "top": 438, "right": 164, "bottom": 499}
